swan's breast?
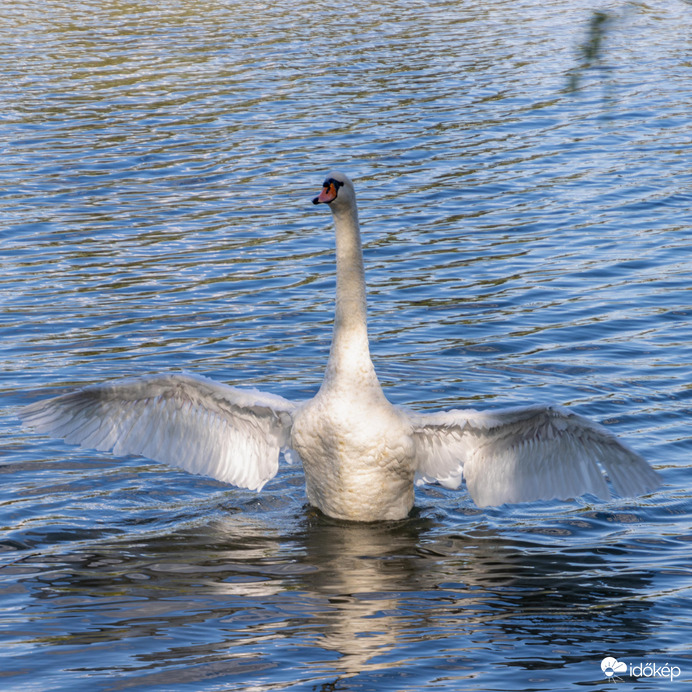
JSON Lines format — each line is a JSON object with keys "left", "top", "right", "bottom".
{"left": 291, "top": 393, "right": 416, "bottom": 521}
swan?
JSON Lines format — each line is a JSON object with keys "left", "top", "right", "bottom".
{"left": 20, "top": 172, "right": 660, "bottom": 521}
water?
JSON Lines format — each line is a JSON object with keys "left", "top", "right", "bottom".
{"left": 1, "top": 0, "right": 691, "bottom": 689}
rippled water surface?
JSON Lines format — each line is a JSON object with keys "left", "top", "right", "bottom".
{"left": 2, "top": 0, "right": 692, "bottom": 690}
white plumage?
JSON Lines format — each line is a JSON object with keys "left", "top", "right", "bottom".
{"left": 20, "top": 172, "right": 660, "bottom": 521}
{"left": 22, "top": 373, "right": 295, "bottom": 492}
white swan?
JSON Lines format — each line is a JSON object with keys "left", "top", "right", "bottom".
{"left": 20, "top": 172, "right": 660, "bottom": 521}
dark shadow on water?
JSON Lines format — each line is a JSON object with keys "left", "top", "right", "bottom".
{"left": 3, "top": 502, "right": 659, "bottom": 690}
{"left": 565, "top": 2, "right": 658, "bottom": 105}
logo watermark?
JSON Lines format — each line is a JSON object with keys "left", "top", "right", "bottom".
{"left": 601, "top": 657, "right": 627, "bottom": 680}
{"left": 601, "top": 656, "right": 682, "bottom": 682}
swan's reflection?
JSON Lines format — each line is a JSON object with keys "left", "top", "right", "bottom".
{"left": 286, "top": 513, "right": 433, "bottom": 675}
{"left": 14, "top": 503, "right": 656, "bottom": 687}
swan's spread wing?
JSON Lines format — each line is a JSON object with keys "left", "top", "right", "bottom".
{"left": 20, "top": 373, "right": 297, "bottom": 491}
{"left": 410, "top": 405, "right": 660, "bottom": 507}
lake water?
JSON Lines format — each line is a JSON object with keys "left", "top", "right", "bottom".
{"left": 1, "top": 0, "right": 691, "bottom": 690}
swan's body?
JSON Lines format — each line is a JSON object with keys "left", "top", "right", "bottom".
{"left": 20, "top": 172, "right": 660, "bottom": 521}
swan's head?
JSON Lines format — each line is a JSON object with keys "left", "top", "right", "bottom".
{"left": 312, "top": 171, "right": 356, "bottom": 211}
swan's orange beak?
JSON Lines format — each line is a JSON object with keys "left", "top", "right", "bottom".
{"left": 312, "top": 181, "right": 338, "bottom": 205}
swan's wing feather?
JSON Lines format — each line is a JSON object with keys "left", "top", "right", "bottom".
{"left": 409, "top": 405, "right": 660, "bottom": 507}
{"left": 20, "top": 373, "right": 297, "bottom": 491}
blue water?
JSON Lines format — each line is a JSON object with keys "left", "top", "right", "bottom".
{"left": 1, "top": 0, "right": 691, "bottom": 690}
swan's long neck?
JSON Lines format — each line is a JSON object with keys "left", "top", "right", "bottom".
{"left": 324, "top": 202, "right": 378, "bottom": 389}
